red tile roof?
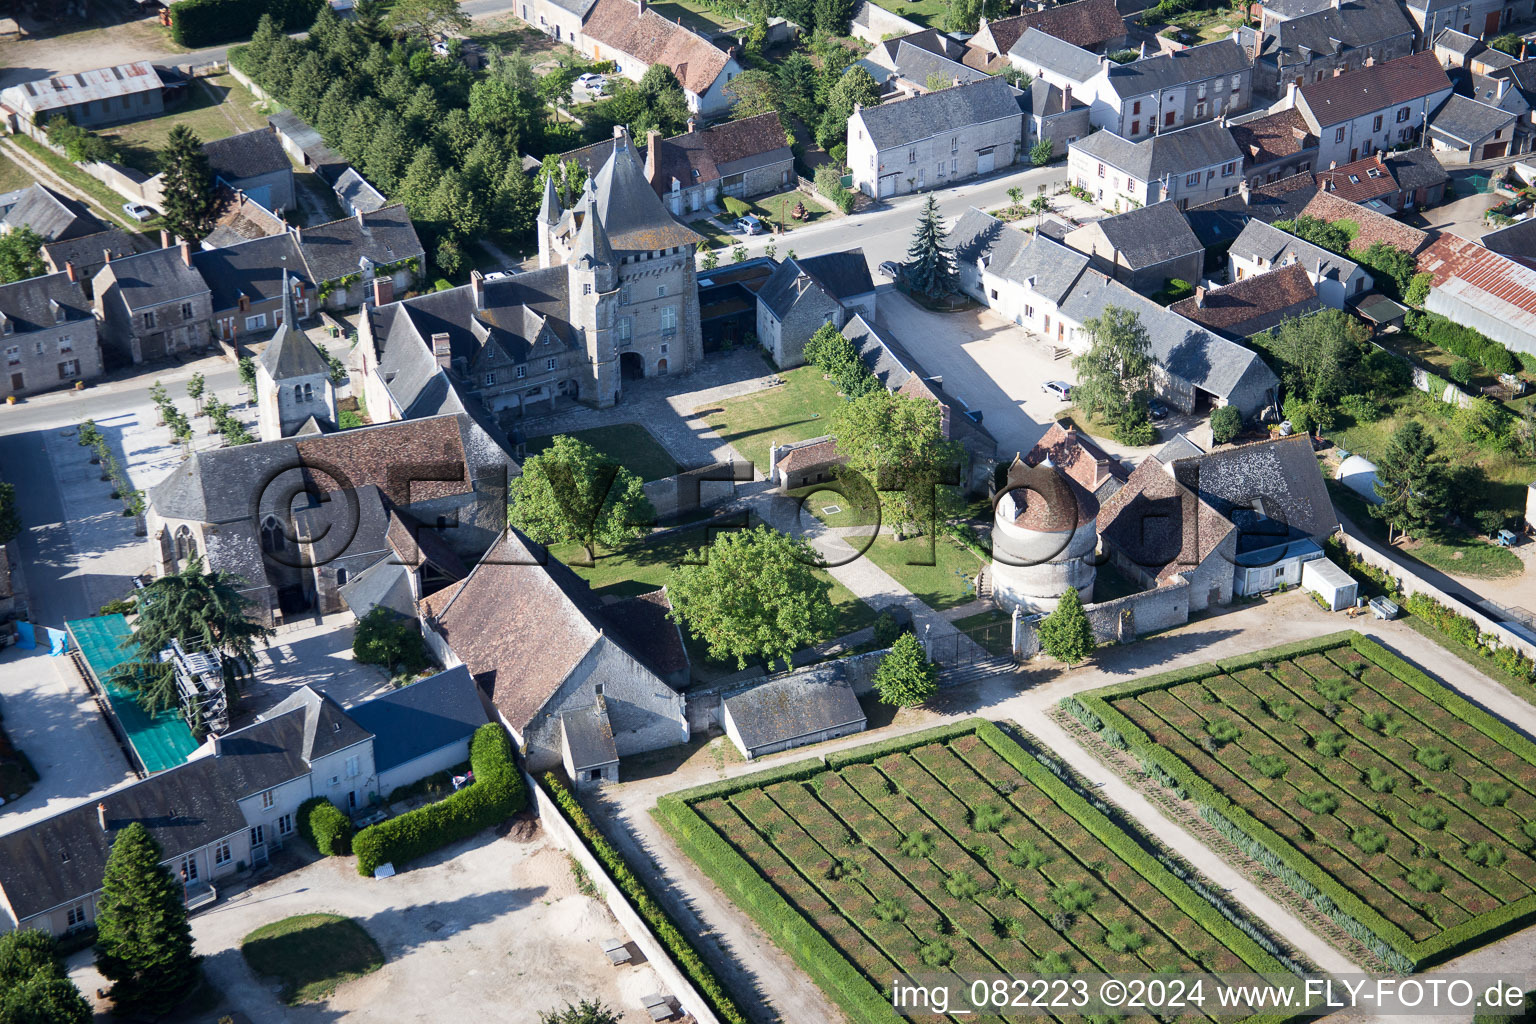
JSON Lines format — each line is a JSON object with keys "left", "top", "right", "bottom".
{"left": 583, "top": 0, "right": 733, "bottom": 95}
{"left": 1300, "top": 189, "right": 1429, "bottom": 254}
{"left": 1314, "top": 152, "right": 1398, "bottom": 204}
{"left": 776, "top": 437, "right": 842, "bottom": 475}
{"left": 1169, "top": 263, "right": 1319, "bottom": 335}
{"left": 1096, "top": 458, "right": 1234, "bottom": 585}
{"left": 1418, "top": 232, "right": 1536, "bottom": 324}
{"left": 1022, "top": 423, "right": 1127, "bottom": 495}
{"left": 972, "top": 0, "right": 1125, "bottom": 54}
{"left": 646, "top": 112, "right": 789, "bottom": 196}
{"left": 1296, "top": 50, "right": 1450, "bottom": 127}
{"left": 1229, "top": 108, "right": 1313, "bottom": 166}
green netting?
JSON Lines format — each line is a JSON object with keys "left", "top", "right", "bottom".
{"left": 66, "top": 615, "right": 197, "bottom": 774}
{"left": 1466, "top": 174, "right": 1493, "bottom": 194}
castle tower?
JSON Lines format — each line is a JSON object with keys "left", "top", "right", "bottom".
{"left": 537, "top": 173, "right": 562, "bottom": 270}
{"left": 568, "top": 195, "right": 620, "bottom": 407}
{"left": 255, "top": 271, "right": 336, "bottom": 442}
{"left": 990, "top": 455, "right": 1097, "bottom": 613}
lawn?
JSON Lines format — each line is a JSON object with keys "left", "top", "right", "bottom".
{"left": 241, "top": 914, "right": 384, "bottom": 1004}
{"left": 739, "top": 186, "right": 832, "bottom": 234}
{"left": 658, "top": 721, "right": 1297, "bottom": 1024}
{"left": 524, "top": 422, "right": 679, "bottom": 482}
{"left": 647, "top": 0, "right": 747, "bottom": 34}
{"left": 862, "top": 533, "right": 984, "bottom": 610}
{"left": 788, "top": 483, "right": 881, "bottom": 529}
{"left": 873, "top": 0, "right": 949, "bottom": 28}
{"left": 1156, "top": 6, "right": 1246, "bottom": 43}
{"left": 100, "top": 75, "right": 269, "bottom": 176}
{"left": 8, "top": 135, "right": 148, "bottom": 234}
{"left": 699, "top": 364, "right": 843, "bottom": 478}
{"left": 1328, "top": 481, "right": 1522, "bottom": 580}
{"left": 1080, "top": 632, "right": 1536, "bottom": 970}
{"left": 0, "top": 152, "right": 32, "bottom": 195}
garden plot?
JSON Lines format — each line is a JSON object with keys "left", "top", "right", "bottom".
{"left": 1078, "top": 631, "right": 1536, "bottom": 971}
{"left": 658, "top": 722, "right": 1294, "bottom": 1024}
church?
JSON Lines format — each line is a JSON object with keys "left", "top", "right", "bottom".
{"left": 358, "top": 126, "right": 705, "bottom": 426}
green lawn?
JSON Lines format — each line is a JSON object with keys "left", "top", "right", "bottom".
{"left": 875, "top": 0, "right": 948, "bottom": 27}
{"left": 951, "top": 607, "right": 1013, "bottom": 656}
{"left": 524, "top": 423, "right": 679, "bottom": 482}
{"left": 692, "top": 217, "right": 735, "bottom": 254}
{"left": 8, "top": 135, "right": 149, "bottom": 233}
{"left": 101, "top": 75, "right": 269, "bottom": 176}
{"left": 647, "top": 0, "right": 747, "bottom": 33}
{"left": 862, "top": 533, "right": 985, "bottom": 610}
{"left": 0, "top": 152, "right": 32, "bottom": 195}
{"left": 241, "top": 914, "right": 384, "bottom": 1004}
{"left": 787, "top": 483, "right": 880, "bottom": 528}
{"left": 739, "top": 187, "right": 832, "bottom": 234}
{"left": 1328, "top": 481, "right": 1522, "bottom": 579}
{"left": 699, "top": 364, "right": 843, "bottom": 477}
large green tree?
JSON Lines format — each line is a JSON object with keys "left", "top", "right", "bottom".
{"left": 0, "top": 929, "right": 90, "bottom": 1024}
{"left": 352, "top": 607, "right": 433, "bottom": 676}
{"left": 1371, "top": 420, "right": 1447, "bottom": 541}
{"left": 385, "top": 0, "right": 469, "bottom": 38}
{"left": 904, "top": 195, "right": 958, "bottom": 298}
{"left": 0, "top": 228, "right": 44, "bottom": 285}
{"left": 111, "top": 555, "right": 273, "bottom": 714}
{"left": 93, "top": 823, "right": 201, "bottom": 1016}
{"left": 508, "top": 434, "right": 656, "bottom": 562}
{"left": 1071, "top": 305, "right": 1153, "bottom": 443}
{"left": 1036, "top": 586, "right": 1094, "bottom": 663}
{"left": 831, "top": 388, "right": 963, "bottom": 533}
{"left": 1353, "top": 241, "right": 1417, "bottom": 301}
{"left": 158, "top": 124, "right": 216, "bottom": 245}
{"left": 817, "top": 65, "right": 880, "bottom": 150}
{"left": 0, "top": 483, "right": 21, "bottom": 545}
{"left": 1258, "top": 309, "right": 1369, "bottom": 406}
{"left": 803, "top": 321, "right": 878, "bottom": 396}
{"left": 539, "top": 1001, "right": 621, "bottom": 1024}
{"left": 668, "top": 525, "right": 834, "bottom": 670}
{"left": 873, "top": 631, "right": 938, "bottom": 706}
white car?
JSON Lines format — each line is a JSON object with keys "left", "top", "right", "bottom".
{"left": 122, "top": 202, "right": 153, "bottom": 222}
{"left": 1042, "top": 380, "right": 1072, "bottom": 401}
{"left": 484, "top": 271, "right": 510, "bottom": 281}
{"left": 737, "top": 215, "right": 765, "bottom": 235}
{"left": 575, "top": 73, "right": 607, "bottom": 94}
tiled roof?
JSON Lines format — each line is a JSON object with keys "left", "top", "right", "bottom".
{"left": 1299, "top": 189, "right": 1429, "bottom": 253}
{"left": 775, "top": 435, "right": 841, "bottom": 474}
{"left": 1258, "top": 0, "right": 1414, "bottom": 68}
{"left": 1229, "top": 108, "right": 1314, "bottom": 166}
{"left": 1169, "top": 263, "right": 1322, "bottom": 338}
{"left": 1005, "top": 0, "right": 1125, "bottom": 50}
{"left": 1097, "top": 457, "right": 1233, "bottom": 584}
{"left": 646, "top": 112, "right": 790, "bottom": 196}
{"left": 202, "top": 128, "right": 289, "bottom": 183}
{"left": 590, "top": 132, "right": 703, "bottom": 250}
{"left": 203, "top": 187, "right": 286, "bottom": 248}
{"left": 855, "top": 75, "right": 1022, "bottom": 150}
{"left": 0, "top": 271, "right": 92, "bottom": 332}
{"left": 1022, "top": 422, "right": 1127, "bottom": 495}
{"left": 582, "top": 0, "right": 733, "bottom": 94}
{"left": 1008, "top": 28, "right": 1102, "bottom": 84}
{"left": 1314, "top": 152, "right": 1398, "bottom": 203}
{"left": 1101, "top": 39, "right": 1249, "bottom": 98}
{"left": 1, "top": 184, "right": 102, "bottom": 242}
{"left": 1072, "top": 120, "right": 1242, "bottom": 183}
{"left": 1295, "top": 50, "right": 1450, "bottom": 128}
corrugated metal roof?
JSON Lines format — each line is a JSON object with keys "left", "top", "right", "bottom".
{"left": 3, "top": 61, "right": 163, "bottom": 112}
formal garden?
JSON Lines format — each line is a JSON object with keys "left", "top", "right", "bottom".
{"left": 658, "top": 721, "right": 1300, "bottom": 1024}
{"left": 1068, "top": 632, "right": 1536, "bottom": 972}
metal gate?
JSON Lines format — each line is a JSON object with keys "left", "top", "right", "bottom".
{"left": 927, "top": 619, "right": 1016, "bottom": 667}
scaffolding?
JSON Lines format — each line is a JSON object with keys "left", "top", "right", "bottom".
{"left": 162, "top": 639, "right": 230, "bottom": 736}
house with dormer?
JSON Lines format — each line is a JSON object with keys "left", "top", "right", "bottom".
{"left": 0, "top": 270, "right": 102, "bottom": 399}
{"left": 1243, "top": 0, "right": 1415, "bottom": 98}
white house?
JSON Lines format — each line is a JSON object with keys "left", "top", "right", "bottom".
{"left": 1068, "top": 119, "right": 1245, "bottom": 210}
{"left": 1290, "top": 50, "right": 1454, "bottom": 167}
{"left": 848, "top": 76, "right": 1024, "bottom": 199}
{"left": 1227, "top": 219, "right": 1374, "bottom": 307}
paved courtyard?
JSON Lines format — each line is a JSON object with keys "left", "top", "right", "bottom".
{"left": 242, "top": 615, "right": 394, "bottom": 720}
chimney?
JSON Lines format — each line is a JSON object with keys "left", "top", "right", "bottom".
{"left": 853, "top": 101, "right": 862, "bottom": 115}
{"left": 646, "top": 129, "right": 661, "bottom": 160}
{"left": 613, "top": 124, "right": 630, "bottom": 147}
{"left": 180, "top": 240, "right": 192, "bottom": 268}
{"left": 1286, "top": 80, "right": 1299, "bottom": 106}
{"left": 102, "top": 248, "right": 113, "bottom": 265}
{"left": 1329, "top": 159, "right": 1337, "bottom": 169}
{"left": 470, "top": 269, "right": 484, "bottom": 311}
{"left": 212, "top": 732, "right": 223, "bottom": 757}
{"left": 291, "top": 223, "right": 303, "bottom": 244}
{"left": 355, "top": 207, "right": 365, "bottom": 227}
{"left": 686, "top": 116, "right": 697, "bottom": 133}
{"left": 431, "top": 331, "right": 452, "bottom": 370}
{"left": 1063, "top": 84, "right": 1072, "bottom": 108}
{"left": 1194, "top": 285, "right": 1206, "bottom": 307}
{"left": 952, "top": 76, "right": 961, "bottom": 88}
{"left": 636, "top": 0, "right": 644, "bottom": 13}
{"left": 372, "top": 276, "right": 394, "bottom": 306}
{"left": 97, "top": 803, "right": 108, "bottom": 832}
{"left": 1498, "top": 77, "right": 1510, "bottom": 99}
{"left": 235, "top": 188, "right": 246, "bottom": 206}
{"left": 1238, "top": 179, "right": 1251, "bottom": 203}
{"left": 65, "top": 260, "right": 77, "bottom": 283}
{"left": 160, "top": 228, "right": 172, "bottom": 248}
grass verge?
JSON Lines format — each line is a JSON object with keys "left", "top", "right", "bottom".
{"left": 241, "top": 914, "right": 383, "bottom": 1004}
{"left": 523, "top": 422, "right": 679, "bottom": 482}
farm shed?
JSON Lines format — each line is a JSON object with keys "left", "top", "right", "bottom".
{"left": 721, "top": 667, "right": 866, "bottom": 760}
{"left": 1302, "top": 557, "right": 1358, "bottom": 611}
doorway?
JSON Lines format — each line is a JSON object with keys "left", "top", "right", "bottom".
{"left": 620, "top": 351, "right": 645, "bottom": 379}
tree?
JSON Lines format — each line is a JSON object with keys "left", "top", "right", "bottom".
{"left": 352, "top": 608, "right": 433, "bottom": 675}
{"left": 111, "top": 556, "right": 273, "bottom": 714}
{"left": 1210, "top": 404, "right": 1242, "bottom": 445}
{"left": 813, "top": 0, "right": 855, "bottom": 34}
{"left": 1353, "top": 241, "right": 1416, "bottom": 300}
{"left": 93, "top": 823, "right": 200, "bottom": 1016}
{"left": 1029, "top": 138, "right": 1054, "bottom": 166}
{"left": 668, "top": 526, "right": 834, "bottom": 670}
{"left": 1036, "top": 586, "right": 1094, "bottom": 663}
{"left": 635, "top": 64, "right": 691, "bottom": 137}
{"left": 831, "top": 389, "right": 963, "bottom": 532}
{"left": 508, "top": 434, "right": 656, "bottom": 562}
{"left": 0, "top": 483, "right": 22, "bottom": 547}
{"left": 776, "top": 52, "right": 819, "bottom": 126}
{"left": 539, "top": 1001, "right": 621, "bottom": 1024}
{"left": 237, "top": 356, "right": 257, "bottom": 395}
{"left": 0, "top": 228, "right": 44, "bottom": 284}
{"left": 1490, "top": 31, "right": 1522, "bottom": 55}
{"left": 817, "top": 65, "right": 880, "bottom": 150}
{"left": 1371, "top": 420, "right": 1447, "bottom": 541}
{"left": 904, "top": 195, "right": 958, "bottom": 298}
{"left": 700, "top": 248, "right": 720, "bottom": 271}
{"left": 873, "top": 631, "right": 937, "bottom": 706}
{"left": 1257, "top": 309, "right": 1369, "bottom": 406}
{"left": 728, "top": 69, "right": 778, "bottom": 118}
{"left": 1405, "top": 271, "right": 1432, "bottom": 307}
{"left": 385, "top": 0, "right": 470, "bottom": 38}
{"left": 0, "top": 929, "right": 90, "bottom": 1024}
{"left": 43, "top": 116, "right": 112, "bottom": 163}
{"left": 158, "top": 124, "right": 215, "bottom": 244}
{"left": 185, "top": 372, "right": 205, "bottom": 414}
{"left": 1071, "top": 305, "right": 1152, "bottom": 433}
{"left": 925, "top": 71, "right": 954, "bottom": 92}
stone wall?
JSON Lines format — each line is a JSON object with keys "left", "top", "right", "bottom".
{"left": 644, "top": 464, "right": 740, "bottom": 519}
{"left": 1014, "top": 577, "right": 1191, "bottom": 656}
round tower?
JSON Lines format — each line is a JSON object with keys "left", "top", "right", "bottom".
{"left": 990, "top": 459, "right": 1097, "bottom": 614}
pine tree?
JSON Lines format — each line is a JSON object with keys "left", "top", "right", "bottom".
{"left": 93, "top": 823, "right": 200, "bottom": 1016}
{"left": 904, "top": 195, "right": 958, "bottom": 298}
{"left": 1371, "top": 420, "right": 1447, "bottom": 541}
{"left": 873, "top": 632, "right": 938, "bottom": 707}
{"left": 158, "top": 125, "right": 214, "bottom": 245}
{"left": 1037, "top": 587, "right": 1094, "bottom": 664}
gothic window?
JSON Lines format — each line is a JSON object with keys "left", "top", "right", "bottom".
{"left": 260, "top": 515, "right": 285, "bottom": 553}
{"left": 293, "top": 384, "right": 303, "bottom": 403}
{"left": 303, "top": 383, "right": 314, "bottom": 402}
{"left": 174, "top": 525, "right": 196, "bottom": 560}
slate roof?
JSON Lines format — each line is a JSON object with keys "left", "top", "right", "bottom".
{"left": 556, "top": 138, "right": 621, "bottom": 180}
{"left": 590, "top": 133, "right": 702, "bottom": 251}
{"left": 338, "top": 558, "right": 417, "bottom": 620}
{"left": 334, "top": 167, "right": 388, "bottom": 215}
{"left": 1100, "top": 39, "right": 1249, "bottom": 98}
{"left": 1153, "top": 431, "right": 1206, "bottom": 463}
{"left": 1260, "top": 0, "right": 1334, "bottom": 18}
{"left": 759, "top": 250, "right": 874, "bottom": 316}
{"left": 297, "top": 204, "right": 424, "bottom": 284}
{"left": 562, "top": 705, "right": 618, "bottom": 770}
{"left": 386, "top": 510, "right": 468, "bottom": 581}
{"left": 257, "top": 276, "right": 329, "bottom": 380}
{"left": 1434, "top": 27, "right": 1479, "bottom": 56}
{"left": 872, "top": 28, "right": 961, "bottom": 65}
{"left": 97, "top": 244, "right": 208, "bottom": 312}
{"left": 1479, "top": 217, "right": 1536, "bottom": 262}
{"left": 1383, "top": 147, "right": 1447, "bottom": 192}
{"left": 1314, "top": 153, "right": 1398, "bottom": 203}
{"left": 0, "top": 706, "right": 320, "bottom": 921}
{"left": 1072, "top": 119, "right": 1242, "bottom": 183}
{"left": 1, "top": 184, "right": 102, "bottom": 242}
{"left": 893, "top": 41, "right": 989, "bottom": 86}
{"left": 0, "top": 271, "right": 93, "bottom": 332}
{"left": 1256, "top": 0, "right": 1414, "bottom": 68}
{"left": 1170, "top": 434, "right": 1338, "bottom": 541}
{"left": 1461, "top": 70, "right": 1530, "bottom": 114}
{"left": 348, "top": 666, "right": 486, "bottom": 774}
{"left": 259, "top": 686, "right": 373, "bottom": 762}
{"left": 1295, "top": 50, "right": 1450, "bottom": 128}
{"left": 191, "top": 232, "right": 308, "bottom": 314}
{"left": 40, "top": 227, "right": 138, "bottom": 281}
{"left": 843, "top": 314, "right": 915, "bottom": 389}
{"left": 1184, "top": 172, "right": 1319, "bottom": 248}
{"left": 267, "top": 112, "right": 346, "bottom": 182}
{"left": 646, "top": 112, "right": 790, "bottom": 196}
{"left": 1169, "top": 263, "right": 1322, "bottom": 338}
{"left": 581, "top": 0, "right": 733, "bottom": 95}
{"left": 722, "top": 666, "right": 865, "bottom": 752}
{"left": 1299, "top": 189, "right": 1429, "bottom": 253}
{"left": 1008, "top": 28, "right": 1103, "bottom": 84}
{"left": 1229, "top": 108, "right": 1314, "bottom": 166}
{"left": 855, "top": 75, "right": 1021, "bottom": 150}
{"left": 1086, "top": 200, "right": 1202, "bottom": 269}
{"left": 1096, "top": 456, "right": 1234, "bottom": 584}
{"left": 1429, "top": 92, "right": 1515, "bottom": 145}
{"left": 202, "top": 128, "right": 290, "bottom": 184}
{"left": 1024, "top": 78, "right": 1078, "bottom": 118}
{"left": 601, "top": 588, "right": 690, "bottom": 679}
{"left": 1229, "top": 219, "right": 1361, "bottom": 282}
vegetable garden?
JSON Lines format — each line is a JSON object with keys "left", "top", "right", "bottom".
{"left": 657, "top": 722, "right": 1295, "bottom": 1024}
{"left": 1075, "top": 632, "right": 1536, "bottom": 971}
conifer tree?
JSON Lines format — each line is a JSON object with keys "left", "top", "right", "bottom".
{"left": 158, "top": 126, "right": 214, "bottom": 245}
{"left": 904, "top": 196, "right": 957, "bottom": 298}
{"left": 93, "top": 823, "right": 200, "bottom": 1016}
{"left": 1037, "top": 587, "right": 1094, "bottom": 664}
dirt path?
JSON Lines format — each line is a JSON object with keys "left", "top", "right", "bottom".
{"left": 0, "top": 136, "right": 140, "bottom": 233}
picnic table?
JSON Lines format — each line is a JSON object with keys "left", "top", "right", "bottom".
{"left": 640, "top": 992, "right": 674, "bottom": 1021}
{"left": 601, "top": 937, "right": 631, "bottom": 966}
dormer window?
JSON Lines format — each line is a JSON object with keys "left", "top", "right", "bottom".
{"left": 50, "top": 299, "right": 63, "bottom": 324}
{"left": 0, "top": 314, "right": 9, "bottom": 336}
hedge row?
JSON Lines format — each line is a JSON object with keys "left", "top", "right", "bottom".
{"left": 353, "top": 724, "right": 526, "bottom": 876}
{"left": 1214, "top": 632, "right": 1359, "bottom": 674}
{"left": 1406, "top": 311, "right": 1519, "bottom": 376}
{"left": 822, "top": 718, "right": 989, "bottom": 769}
{"left": 296, "top": 796, "right": 352, "bottom": 857}
{"left": 1399, "top": 592, "right": 1536, "bottom": 681}
{"left": 170, "top": 0, "right": 321, "bottom": 46}
{"left": 540, "top": 773, "right": 750, "bottom": 1024}
{"left": 670, "top": 757, "right": 827, "bottom": 805}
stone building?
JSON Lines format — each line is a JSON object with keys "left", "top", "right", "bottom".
{"left": 1068, "top": 119, "right": 1245, "bottom": 210}
{"left": 92, "top": 240, "right": 213, "bottom": 367}
{"left": 755, "top": 250, "right": 876, "bottom": 368}
{"left": 1243, "top": 0, "right": 1415, "bottom": 98}
{"left": 254, "top": 274, "right": 335, "bottom": 441}
{"left": 191, "top": 232, "right": 313, "bottom": 348}
{"left": 1290, "top": 50, "right": 1453, "bottom": 166}
{"left": 1080, "top": 39, "right": 1253, "bottom": 138}
{"left": 1060, "top": 201, "right": 1204, "bottom": 295}
{"left": 990, "top": 455, "right": 1099, "bottom": 614}
{"left": 0, "top": 269, "right": 102, "bottom": 399}
{"left": 643, "top": 112, "right": 794, "bottom": 217}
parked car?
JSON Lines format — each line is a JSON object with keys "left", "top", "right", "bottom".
{"left": 1147, "top": 398, "right": 1169, "bottom": 420}
{"left": 878, "top": 260, "right": 902, "bottom": 279}
{"left": 737, "top": 215, "right": 765, "bottom": 235}
{"left": 484, "top": 271, "right": 510, "bottom": 281}
{"left": 122, "top": 202, "right": 153, "bottom": 222}
{"left": 1042, "top": 380, "right": 1071, "bottom": 401}
{"left": 575, "top": 73, "right": 607, "bottom": 94}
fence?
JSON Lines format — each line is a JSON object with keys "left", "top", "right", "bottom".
{"left": 525, "top": 771, "right": 722, "bottom": 1024}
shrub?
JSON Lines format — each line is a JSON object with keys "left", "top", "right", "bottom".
{"left": 1361, "top": 711, "right": 1404, "bottom": 737}
{"left": 722, "top": 197, "right": 751, "bottom": 219}
{"left": 1415, "top": 746, "right": 1452, "bottom": 771}
{"left": 1352, "top": 826, "right": 1388, "bottom": 854}
{"left": 352, "top": 725, "right": 526, "bottom": 876}
{"left": 1204, "top": 718, "right": 1241, "bottom": 744}
{"left": 1410, "top": 803, "right": 1448, "bottom": 830}
{"left": 1298, "top": 789, "right": 1339, "bottom": 814}
{"left": 814, "top": 165, "right": 855, "bottom": 214}
{"left": 970, "top": 803, "right": 1007, "bottom": 832}
{"left": 1103, "top": 921, "right": 1146, "bottom": 953}
{"left": 172, "top": 0, "right": 321, "bottom": 46}
{"left": 874, "top": 900, "right": 906, "bottom": 923}
{"left": 1471, "top": 781, "right": 1511, "bottom": 807}
{"left": 1210, "top": 405, "right": 1242, "bottom": 444}
{"left": 296, "top": 797, "right": 353, "bottom": 856}
{"left": 1450, "top": 358, "right": 1476, "bottom": 386}
{"left": 1249, "top": 754, "right": 1288, "bottom": 779}
{"left": 918, "top": 940, "right": 954, "bottom": 967}
{"left": 827, "top": 857, "right": 862, "bottom": 881}
{"left": 1406, "top": 311, "right": 1519, "bottom": 375}
{"left": 945, "top": 871, "right": 983, "bottom": 899}
{"left": 1007, "top": 840, "right": 1050, "bottom": 869}
{"left": 1365, "top": 766, "right": 1397, "bottom": 793}
{"left": 1406, "top": 866, "right": 1444, "bottom": 893}
{"left": 872, "top": 611, "right": 903, "bottom": 648}
{"left": 1050, "top": 881, "right": 1095, "bottom": 912}
{"left": 1032, "top": 951, "right": 1071, "bottom": 974}
{"left": 1314, "top": 676, "right": 1358, "bottom": 701}
{"left": 1465, "top": 841, "right": 1507, "bottom": 868}
{"left": 899, "top": 830, "right": 935, "bottom": 858}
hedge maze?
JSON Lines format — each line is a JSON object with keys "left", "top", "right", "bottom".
{"left": 658, "top": 722, "right": 1292, "bottom": 1024}
{"left": 1077, "top": 631, "right": 1536, "bottom": 971}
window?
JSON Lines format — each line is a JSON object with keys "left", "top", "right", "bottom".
{"left": 1024, "top": 304, "right": 1034, "bottom": 319}
{"left": 660, "top": 305, "right": 677, "bottom": 335}
{"left": 1397, "top": 106, "right": 1410, "bottom": 122}
{"left": 67, "top": 905, "right": 87, "bottom": 928}
{"left": 250, "top": 825, "right": 264, "bottom": 846}
{"left": 1186, "top": 171, "right": 1201, "bottom": 186}
{"left": 0, "top": 318, "right": 9, "bottom": 336}
{"left": 908, "top": 148, "right": 916, "bottom": 163}
{"left": 1373, "top": 114, "right": 1383, "bottom": 131}
{"left": 1222, "top": 161, "right": 1236, "bottom": 176}
{"left": 4, "top": 347, "right": 16, "bottom": 366}
{"left": 180, "top": 302, "right": 193, "bottom": 320}
{"left": 1334, "top": 126, "right": 1346, "bottom": 142}
{"left": 484, "top": 372, "right": 496, "bottom": 386}
{"left": 950, "top": 136, "right": 958, "bottom": 154}
{"left": 516, "top": 365, "right": 527, "bottom": 379}
{"left": 546, "top": 357, "right": 557, "bottom": 370}
{"left": 656, "top": 284, "right": 666, "bottom": 297}
{"left": 582, "top": 283, "right": 591, "bottom": 295}
{"left": 346, "top": 755, "right": 360, "bottom": 778}
{"left": 58, "top": 360, "right": 78, "bottom": 379}
{"left": 245, "top": 313, "right": 266, "bottom": 331}
{"left": 214, "top": 842, "right": 231, "bottom": 866}
{"left": 143, "top": 310, "right": 156, "bottom": 329}
{"left": 335, "top": 568, "right": 347, "bottom": 587}
{"left": 302, "top": 382, "right": 313, "bottom": 402}
{"left": 1097, "top": 162, "right": 1105, "bottom": 178}
{"left": 260, "top": 789, "right": 274, "bottom": 809}
{"left": 1132, "top": 100, "right": 1141, "bottom": 114}
{"left": 58, "top": 335, "right": 71, "bottom": 353}
{"left": 1131, "top": 120, "right": 1140, "bottom": 135}
{"left": 1197, "top": 82, "right": 1207, "bottom": 99}
{"left": 619, "top": 283, "right": 631, "bottom": 304}
{"left": 328, "top": 774, "right": 341, "bottom": 787}
{"left": 617, "top": 316, "right": 632, "bottom": 343}
{"left": 950, "top": 158, "right": 957, "bottom": 174}
{"left": 52, "top": 302, "right": 64, "bottom": 324}
{"left": 179, "top": 855, "right": 199, "bottom": 882}
{"left": 1195, "top": 101, "right": 1206, "bottom": 119}
{"left": 278, "top": 814, "right": 294, "bottom": 836}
